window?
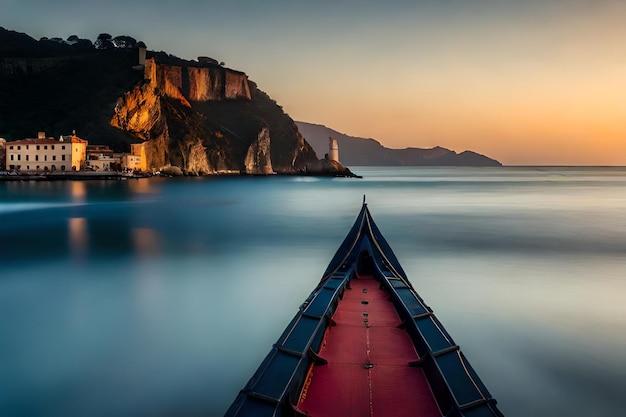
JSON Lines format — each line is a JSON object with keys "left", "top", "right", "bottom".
{"left": 10, "top": 154, "right": 14, "bottom": 161}
{"left": 52, "top": 155, "right": 56, "bottom": 161}
{"left": 26, "top": 166, "right": 30, "bottom": 170}
{"left": 26, "top": 145, "right": 29, "bottom": 150}
{"left": 25, "top": 155, "right": 29, "bottom": 161}
{"left": 51, "top": 145, "right": 55, "bottom": 150}
{"left": 17, "top": 154, "right": 21, "bottom": 161}
{"left": 17, "top": 145, "right": 21, "bottom": 150}
{"left": 37, "top": 145, "right": 40, "bottom": 150}
{"left": 35, "top": 155, "right": 39, "bottom": 161}
{"left": 36, "top": 166, "right": 40, "bottom": 170}
{"left": 62, "top": 155, "right": 66, "bottom": 161}
{"left": 62, "top": 145, "right": 66, "bottom": 150}
{"left": 9, "top": 145, "right": 13, "bottom": 150}
{"left": 44, "top": 145, "right": 48, "bottom": 150}
{"left": 61, "top": 165, "right": 66, "bottom": 171}
{"left": 44, "top": 155, "right": 47, "bottom": 161}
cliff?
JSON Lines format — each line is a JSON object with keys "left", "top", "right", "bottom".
{"left": 144, "top": 58, "right": 251, "bottom": 103}
{"left": 0, "top": 27, "right": 322, "bottom": 175}
{"left": 110, "top": 54, "right": 318, "bottom": 174}
{"left": 296, "top": 121, "right": 502, "bottom": 167}
{"left": 244, "top": 126, "right": 273, "bottom": 175}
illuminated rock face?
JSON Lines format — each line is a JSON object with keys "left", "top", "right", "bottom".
{"left": 144, "top": 58, "right": 251, "bottom": 103}
{"left": 244, "top": 126, "right": 273, "bottom": 175}
{"left": 111, "top": 59, "right": 317, "bottom": 175}
{"left": 110, "top": 83, "right": 171, "bottom": 170}
{"left": 111, "top": 84, "right": 161, "bottom": 136}
{"left": 224, "top": 70, "right": 251, "bottom": 100}
{"left": 187, "top": 66, "right": 221, "bottom": 101}
{"left": 185, "top": 138, "right": 212, "bottom": 175}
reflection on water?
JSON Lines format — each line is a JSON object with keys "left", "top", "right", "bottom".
{"left": 70, "top": 181, "right": 86, "bottom": 203}
{"left": 68, "top": 217, "right": 88, "bottom": 260}
{"left": 132, "top": 228, "right": 162, "bottom": 257}
{"left": 1, "top": 168, "right": 626, "bottom": 417}
{"left": 128, "top": 177, "right": 159, "bottom": 195}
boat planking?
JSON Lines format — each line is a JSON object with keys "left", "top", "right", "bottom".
{"left": 225, "top": 198, "right": 505, "bottom": 417}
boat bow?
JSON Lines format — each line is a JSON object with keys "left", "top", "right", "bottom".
{"left": 224, "top": 200, "right": 504, "bottom": 417}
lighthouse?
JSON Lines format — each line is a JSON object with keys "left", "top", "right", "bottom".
{"left": 329, "top": 137, "right": 339, "bottom": 163}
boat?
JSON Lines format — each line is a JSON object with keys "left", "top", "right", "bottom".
{"left": 224, "top": 198, "right": 504, "bottom": 417}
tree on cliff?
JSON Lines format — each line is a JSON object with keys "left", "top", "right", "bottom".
{"left": 95, "top": 33, "right": 113, "bottom": 49}
{"left": 112, "top": 36, "right": 137, "bottom": 49}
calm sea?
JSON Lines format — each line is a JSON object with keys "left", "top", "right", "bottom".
{"left": 1, "top": 167, "right": 625, "bottom": 417}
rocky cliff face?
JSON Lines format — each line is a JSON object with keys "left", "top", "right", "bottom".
{"left": 111, "top": 57, "right": 317, "bottom": 174}
{"left": 244, "top": 126, "right": 273, "bottom": 174}
{"left": 0, "top": 27, "right": 326, "bottom": 176}
{"left": 145, "top": 58, "right": 251, "bottom": 104}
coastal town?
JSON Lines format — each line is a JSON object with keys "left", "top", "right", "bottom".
{"left": 0, "top": 131, "right": 149, "bottom": 179}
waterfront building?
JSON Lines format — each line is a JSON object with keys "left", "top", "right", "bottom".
{"left": 86, "top": 145, "right": 121, "bottom": 171}
{"left": 122, "top": 142, "right": 147, "bottom": 171}
{"left": 5, "top": 132, "right": 87, "bottom": 172}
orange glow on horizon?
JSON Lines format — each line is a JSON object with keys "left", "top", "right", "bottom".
{"left": 286, "top": 68, "right": 626, "bottom": 166}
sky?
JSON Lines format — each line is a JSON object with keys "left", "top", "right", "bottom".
{"left": 3, "top": 0, "right": 626, "bottom": 165}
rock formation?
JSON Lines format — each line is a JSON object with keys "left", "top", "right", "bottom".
{"left": 110, "top": 54, "right": 319, "bottom": 174}
{"left": 304, "top": 158, "right": 359, "bottom": 177}
{"left": 143, "top": 57, "right": 251, "bottom": 104}
{"left": 244, "top": 126, "right": 273, "bottom": 174}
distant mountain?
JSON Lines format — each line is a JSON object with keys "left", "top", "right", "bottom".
{"left": 296, "top": 121, "right": 502, "bottom": 166}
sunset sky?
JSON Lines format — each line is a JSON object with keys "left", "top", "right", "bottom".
{"left": 4, "top": 0, "right": 626, "bottom": 165}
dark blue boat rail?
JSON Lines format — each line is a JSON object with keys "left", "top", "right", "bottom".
{"left": 361, "top": 205, "right": 504, "bottom": 417}
{"left": 224, "top": 268, "right": 353, "bottom": 417}
{"left": 224, "top": 201, "right": 504, "bottom": 417}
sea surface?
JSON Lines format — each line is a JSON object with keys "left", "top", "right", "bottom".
{"left": 1, "top": 167, "right": 625, "bottom": 417}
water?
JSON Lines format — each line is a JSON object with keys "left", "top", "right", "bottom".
{"left": 1, "top": 167, "right": 625, "bottom": 416}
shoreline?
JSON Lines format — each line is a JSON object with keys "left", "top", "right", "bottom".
{"left": 0, "top": 170, "right": 362, "bottom": 181}
{"left": 0, "top": 172, "right": 146, "bottom": 181}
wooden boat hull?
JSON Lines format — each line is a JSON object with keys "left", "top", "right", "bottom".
{"left": 225, "top": 201, "right": 504, "bottom": 417}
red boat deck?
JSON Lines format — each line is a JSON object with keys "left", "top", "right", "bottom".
{"left": 298, "top": 275, "right": 441, "bottom": 417}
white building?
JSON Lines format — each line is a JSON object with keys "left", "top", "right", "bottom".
{"left": 5, "top": 132, "right": 87, "bottom": 172}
